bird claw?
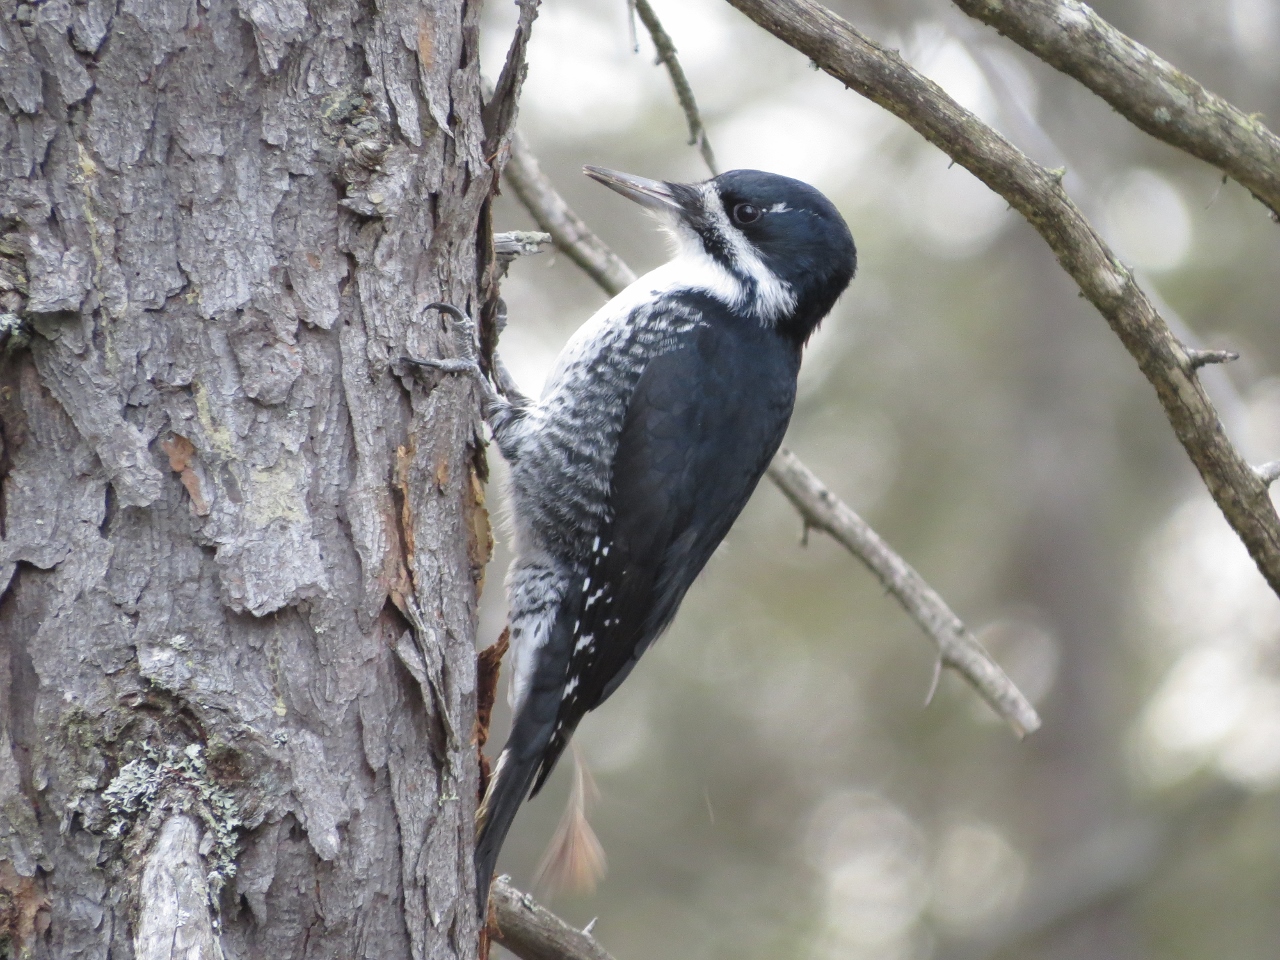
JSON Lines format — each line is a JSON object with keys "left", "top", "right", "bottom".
{"left": 406, "top": 301, "right": 490, "bottom": 383}
{"left": 416, "top": 301, "right": 480, "bottom": 366}
{"left": 408, "top": 302, "right": 529, "bottom": 438}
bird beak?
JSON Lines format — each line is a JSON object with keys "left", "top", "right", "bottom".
{"left": 583, "top": 166, "right": 684, "bottom": 215}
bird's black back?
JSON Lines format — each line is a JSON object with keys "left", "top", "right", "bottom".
{"left": 528, "top": 292, "right": 801, "bottom": 793}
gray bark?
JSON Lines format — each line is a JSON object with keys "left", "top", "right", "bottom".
{"left": 134, "top": 816, "right": 219, "bottom": 960}
{"left": 0, "top": 0, "right": 497, "bottom": 956}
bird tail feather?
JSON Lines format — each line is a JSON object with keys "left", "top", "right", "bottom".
{"left": 475, "top": 742, "right": 541, "bottom": 917}
{"left": 476, "top": 594, "right": 581, "bottom": 916}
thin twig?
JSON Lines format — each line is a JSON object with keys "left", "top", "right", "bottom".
{"left": 506, "top": 130, "right": 636, "bottom": 295}
{"left": 502, "top": 133, "right": 1040, "bottom": 737}
{"left": 722, "top": 0, "right": 1280, "bottom": 602}
{"left": 625, "top": 0, "right": 639, "bottom": 53}
{"left": 950, "top": 0, "right": 1280, "bottom": 221}
{"left": 1256, "top": 461, "right": 1280, "bottom": 487}
{"left": 490, "top": 877, "right": 618, "bottom": 960}
{"left": 494, "top": 231, "right": 554, "bottom": 264}
{"left": 769, "top": 450, "right": 1040, "bottom": 735}
{"left": 1184, "top": 348, "right": 1239, "bottom": 372}
{"left": 631, "top": 0, "right": 720, "bottom": 176}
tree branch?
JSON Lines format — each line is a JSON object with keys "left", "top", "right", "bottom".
{"left": 631, "top": 0, "right": 719, "bottom": 175}
{"left": 768, "top": 450, "right": 1041, "bottom": 736}
{"left": 722, "top": 0, "right": 1280, "bottom": 603}
{"left": 489, "top": 877, "right": 617, "bottom": 960}
{"left": 1256, "top": 461, "right": 1280, "bottom": 487}
{"left": 503, "top": 132, "right": 1040, "bottom": 736}
{"left": 494, "top": 231, "right": 554, "bottom": 264}
{"left": 505, "top": 130, "right": 636, "bottom": 296}
{"left": 1185, "top": 348, "right": 1239, "bottom": 371}
{"left": 949, "top": 0, "right": 1280, "bottom": 222}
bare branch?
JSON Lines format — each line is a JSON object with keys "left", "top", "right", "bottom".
{"left": 1256, "top": 461, "right": 1280, "bottom": 487}
{"left": 950, "top": 0, "right": 1280, "bottom": 221}
{"left": 494, "top": 230, "right": 554, "bottom": 288}
{"left": 506, "top": 131, "right": 636, "bottom": 297}
{"left": 490, "top": 877, "right": 617, "bottom": 960}
{"left": 502, "top": 134, "right": 1040, "bottom": 737}
{"left": 1185, "top": 347, "right": 1240, "bottom": 371}
{"left": 768, "top": 450, "right": 1041, "bottom": 735}
{"left": 631, "top": 0, "right": 720, "bottom": 176}
{"left": 722, "top": 0, "right": 1280, "bottom": 602}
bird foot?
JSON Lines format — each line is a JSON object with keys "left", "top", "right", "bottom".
{"left": 409, "top": 302, "right": 482, "bottom": 375}
{"left": 409, "top": 303, "right": 524, "bottom": 430}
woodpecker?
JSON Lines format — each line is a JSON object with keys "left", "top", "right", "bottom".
{"left": 455, "top": 166, "right": 855, "bottom": 915}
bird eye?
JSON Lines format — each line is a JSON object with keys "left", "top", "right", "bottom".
{"left": 732, "top": 202, "right": 761, "bottom": 224}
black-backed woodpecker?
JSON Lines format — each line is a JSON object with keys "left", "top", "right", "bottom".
{"left": 463, "top": 166, "right": 856, "bottom": 915}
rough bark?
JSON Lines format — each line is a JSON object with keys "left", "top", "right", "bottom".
{"left": 0, "top": 0, "right": 497, "bottom": 956}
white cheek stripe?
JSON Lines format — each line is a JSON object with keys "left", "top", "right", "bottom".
{"left": 696, "top": 182, "right": 797, "bottom": 323}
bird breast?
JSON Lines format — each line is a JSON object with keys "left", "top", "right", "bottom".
{"left": 509, "top": 290, "right": 706, "bottom": 562}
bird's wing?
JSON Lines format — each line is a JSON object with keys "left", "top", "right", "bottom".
{"left": 530, "top": 312, "right": 798, "bottom": 793}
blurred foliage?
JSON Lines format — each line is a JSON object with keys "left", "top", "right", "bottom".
{"left": 476, "top": 1, "right": 1280, "bottom": 957}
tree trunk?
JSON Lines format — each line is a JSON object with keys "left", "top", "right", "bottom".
{"left": 0, "top": 0, "right": 498, "bottom": 955}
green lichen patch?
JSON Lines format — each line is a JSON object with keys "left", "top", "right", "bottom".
{"left": 102, "top": 742, "right": 244, "bottom": 900}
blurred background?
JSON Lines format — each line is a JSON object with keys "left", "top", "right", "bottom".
{"left": 475, "top": 1, "right": 1280, "bottom": 957}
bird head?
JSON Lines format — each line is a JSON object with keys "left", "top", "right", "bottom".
{"left": 584, "top": 166, "right": 856, "bottom": 343}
